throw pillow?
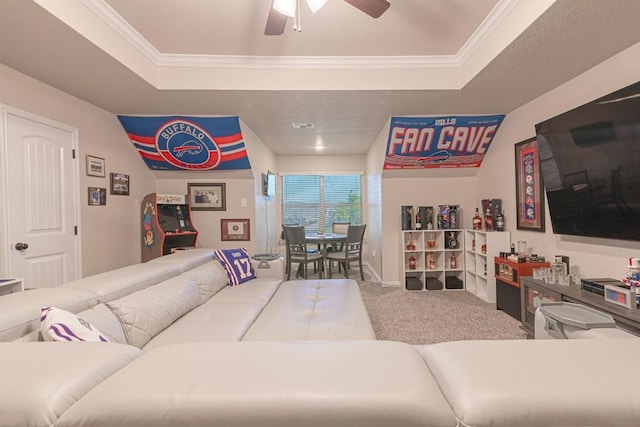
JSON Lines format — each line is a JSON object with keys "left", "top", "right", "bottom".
{"left": 41, "top": 306, "right": 110, "bottom": 342}
{"left": 213, "top": 248, "right": 257, "bottom": 286}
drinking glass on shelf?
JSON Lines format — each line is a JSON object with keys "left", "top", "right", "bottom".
{"left": 558, "top": 274, "right": 571, "bottom": 287}
{"left": 570, "top": 265, "right": 581, "bottom": 286}
{"left": 533, "top": 268, "right": 544, "bottom": 280}
{"left": 543, "top": 268, "right": 555, "bottom": 284}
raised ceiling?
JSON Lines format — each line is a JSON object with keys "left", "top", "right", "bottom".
{"left": 1, "top": 0, "right": 640, "bottom": 156}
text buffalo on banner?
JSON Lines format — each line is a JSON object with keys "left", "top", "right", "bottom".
{"left": 384, "top": 115, "right": 505, "bottom": 169}
{"left": 117, "top": 115, "right": 251, "bottom": 171}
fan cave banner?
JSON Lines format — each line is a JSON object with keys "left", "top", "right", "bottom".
{"left": 384, "top": 115, "right": 505, "bottom": 169}
{"left": 117, "top": 115, "right": 251, "bottom": 171}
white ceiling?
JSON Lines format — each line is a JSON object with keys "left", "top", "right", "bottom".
{"left": 1, "top": 0, "right": 640, "bottom": 156}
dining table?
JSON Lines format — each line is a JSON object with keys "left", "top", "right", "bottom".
{"left": 295, "top": 232, "right": 347, "bottom": 278}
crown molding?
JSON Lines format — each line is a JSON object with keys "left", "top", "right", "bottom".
{"left": 80, "top": 0, "right": 520, "bottom": 70}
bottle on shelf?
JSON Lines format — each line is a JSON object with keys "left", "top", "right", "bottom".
{"left": 495, "top": 211, "right": 505, "bottom": 231}
{"left": 415, "top": 211, "right": 422, "bottom": 230}
{"left": 426, "top": 232, "right": 436, "bottom": 248}
{"left": 551, "top": 255, "right": 568, "bottom": 285}
{"left": 408, "top": 254, "right": 417, "bottom": 270}
{"left": 406, "top": 232, "right": 416, "bottom": 250}
{"left": 450, "top": 254, "right": 457, "bottom": 269}
{"left": 484, "top": 208, "right": 493, "bottom": 231}
{"left": 450, "top": 210, "right": 458, "bottom": 229}
{"left": 428, "top": 253, "right": 436, "bottom": 270}
{"left": 472, "top": 208, "right": 483, "bottom": 230}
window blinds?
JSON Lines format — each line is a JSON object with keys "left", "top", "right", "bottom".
{"left": 281, "top": 174, "right": 362, "bottom": 233}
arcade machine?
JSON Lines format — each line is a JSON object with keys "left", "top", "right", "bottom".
{"left": 141, "top": 193, "right": 198, "bottom": 262}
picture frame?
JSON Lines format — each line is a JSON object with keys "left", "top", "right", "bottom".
{"left": 88, "top": 187, "right": 107, "bottom": 206}
{"left": 110, "top": 172, "right": 130, "bottom": 195}
{"left": 515, "top": 137, "right": 546, "bottom": 232}
{"left": 86, "top": 155, "right": 105, "bottom": 177}
{"left": 188, "top": 183, "right": 226, "bottom": 211}
{"left": 221, "top": 219, "right": 250, "bottom": 241}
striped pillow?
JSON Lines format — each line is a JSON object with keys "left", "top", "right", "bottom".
{"left": 41, "top": 306, "right": 110, "bottom": 342}
{"left": 213, "top": 248, "right": 257, "bottom": 286}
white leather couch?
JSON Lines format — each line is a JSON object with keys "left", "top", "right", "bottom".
{"left": 1, "top": 248, "right": 640, "bottom": 427}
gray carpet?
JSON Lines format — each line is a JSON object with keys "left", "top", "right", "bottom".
{"left": 306, "top": 265, "right": 527, "bottom": 345}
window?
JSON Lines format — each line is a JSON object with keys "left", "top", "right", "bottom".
{"left": 281, "top": 174, "right": 362, "bottom": 233}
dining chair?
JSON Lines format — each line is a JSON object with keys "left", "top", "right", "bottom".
{"left": 327, "top": 221, "right": 350, "bottom": 272}
{"left": 282, "top": 225, "right": 325, "bottom": 280}
{"left": 326, "top": 224, "right": 366, "bottom": 280}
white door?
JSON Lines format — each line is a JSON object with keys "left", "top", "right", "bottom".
{"left": 3, "top": 109, "right": 80, "bottom": 289}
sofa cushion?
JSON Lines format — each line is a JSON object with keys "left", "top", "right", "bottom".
{"left": 62, "top": 262, "right": 180, "bottom": 303}
{"left": 418, "top": 339, "right": 640, "bottom": 427}
{"left": 214, "top": 248, "right": 256, "bottom": 286}
{"left": 1, "top": 342, "right": 141, "bottom": 427}
{"left": 40, "top": 306, "right": 110, "bottom": 342}
{"left": 143, "top": 277, "right": 284, "bottom": 350}
{"left": 242, "top": 279, "right": 376, "bottom": 341}
{"left": 75, "top": 303, "right": 127, "bottom": 343}
{"left": 56, "top": 341, "right": 457, "bottom": 427}
{"left": 148, "top": 248, "right": 217, "bottom": 272}
{"left": 0, "top": 288, "right": 97, "bottom": 342}
{"left": 106, "top": 276, "right": 201, "bottom": 348}
{"left": 181, "top": 260, "right": 229, "bottom": 303}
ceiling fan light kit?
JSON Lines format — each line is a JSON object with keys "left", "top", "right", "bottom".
{"left": 274, "top": 0, "right": 328, "bottom": 16}
{"left": 273, "top": 0, "right": 297, "bottom": 17}
{"left": 266, "top": 0, "right": 390, "bottom": 35}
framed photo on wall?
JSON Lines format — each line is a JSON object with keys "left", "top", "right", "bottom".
{"left": 110, "top": 173, "right": 130, "bottom": 195}
{"left": 515, "top": 137, "right": 545, "bottom": 232}
{"left": 221, "top": 219, "right": 250, "bottom": 241}
{"left": 86, "top": 155, "right": 105, "bottom": 177}
{"left": 88, "top": 187, "right": 106, "bottom": 206}
{"left": 188, "top": 183, "right": 226, "bottom": 211}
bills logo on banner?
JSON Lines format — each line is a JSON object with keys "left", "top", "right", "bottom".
{"left": 117, "top": 116, "right": 251, "bottom": 170}
{"left": 384, "top": 115, "right": 505, "bottom": 169}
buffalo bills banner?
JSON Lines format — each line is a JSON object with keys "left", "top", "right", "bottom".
{"left": 385, "top": 115, "right": 505, "bottom": 169}
{"left": 117, "top": 116, "right": 251, "bottom": 171}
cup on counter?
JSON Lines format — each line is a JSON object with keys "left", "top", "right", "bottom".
{"left": 517, "top": 241, "right": 527, "bottom": 255}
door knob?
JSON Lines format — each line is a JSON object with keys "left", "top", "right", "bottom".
{"left": 15, "top": 242, "right": 29, "bottom": 251}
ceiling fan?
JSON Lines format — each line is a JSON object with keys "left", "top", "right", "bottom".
{"left": 265, "top": 0, "right": 391, "bottom": 35}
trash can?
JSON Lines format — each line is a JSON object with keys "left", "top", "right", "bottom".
{"left": 535, "top": 302, "right": 635, "bottom": 339}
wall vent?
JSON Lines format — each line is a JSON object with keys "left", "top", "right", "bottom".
{"left": 291, "top": 122, "right": 315, "bottom": 129}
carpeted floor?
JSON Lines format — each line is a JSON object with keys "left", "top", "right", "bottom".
{"left": 305, "top": 265, "right": 527, "bottom": 345}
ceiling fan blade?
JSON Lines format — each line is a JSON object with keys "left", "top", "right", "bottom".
{"left": 343, "top": 0, "right": 390, "bottom": 18}
{"left": 265, "top": 0, "right": 289, "bottom": 35}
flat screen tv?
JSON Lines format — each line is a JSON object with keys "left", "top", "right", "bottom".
{"left": 263, "top": 170, "right": 276, "bottom": 197}
{"left": 535, "top": 80, "right": 640, "bottom": 241}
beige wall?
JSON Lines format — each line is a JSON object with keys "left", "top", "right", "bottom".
{"left": 0, "top": 63, "right": 156, "bottom": 277}
{"left": 365, "top": 124, "right": 387, "bottom": 277}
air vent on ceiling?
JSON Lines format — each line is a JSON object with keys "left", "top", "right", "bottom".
{"left": 291, "top": 122, "right": 315, "bottom": 129}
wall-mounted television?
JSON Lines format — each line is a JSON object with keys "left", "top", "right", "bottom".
{"left": 535, "top": 80, "right": 640, "bottom": 241}
{"left": 263, "top": 170, "right": 276, "bottom": 197}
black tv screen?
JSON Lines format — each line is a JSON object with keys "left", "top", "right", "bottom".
{"left": 157, "top": 205, "right": 180, "bottom": 232}
{"left": 535, "top": 80, "right": 640, "bottom": 241}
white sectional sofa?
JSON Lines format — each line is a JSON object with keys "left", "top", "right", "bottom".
{"left": 1, "top": 248, "right": 640, "bottom": 427}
